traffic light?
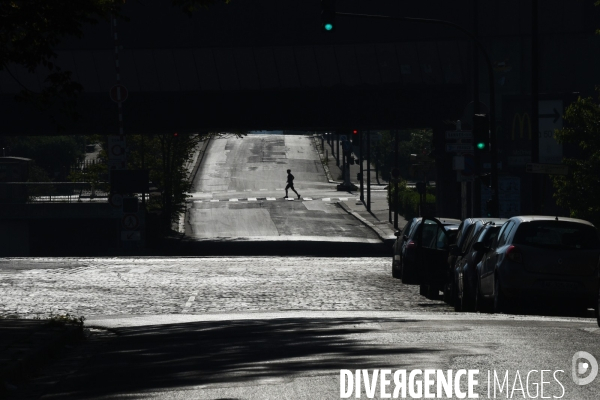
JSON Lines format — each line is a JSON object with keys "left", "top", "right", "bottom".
{"left": 486, "top": 198, "right": 498, "bottom": 217}
{"left": 321, "top": 0, "right": 336, "bottom": 32}
{"left": 478, "top": 173, "right": 492, "bottom": 188}
{"left": 351, "top": 129, "right": 359, "bottom": 146}
{"left": 473, "top": 114, "right": 490, "bottom": 152}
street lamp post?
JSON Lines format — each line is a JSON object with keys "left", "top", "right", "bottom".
{"left": 335, "top": 12, "right": 500, "bottom": 217}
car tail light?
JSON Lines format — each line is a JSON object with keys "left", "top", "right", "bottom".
{"left": 406, "top": 240, "right": 416, "bottom": 249}
{"left": 506, "top": 245, "right": 522, "bottom": 263}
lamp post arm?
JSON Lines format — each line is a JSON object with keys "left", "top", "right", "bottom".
{"left": 336, "top": 12, "right": 499, "bottom": 217}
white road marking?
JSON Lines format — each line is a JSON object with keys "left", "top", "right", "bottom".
{"left": 260, "top": 189, "right": 268, "bottom": 191}
{"left": 303, "top": 197, "right": 313, "bottom": 201}
{"left": 339, "top": 198, "right": 348, "bottom": 201}
{"left": 182, "top": 291, "right": 198, "bottom": 312}
{"left": 210, "top": 199, "right": 220, "bottom": 202}
{"left": 276, "top": 188, "right": 284, "bottom": 190}
{"left": 266, "top": 197, "right": 276, "bottom": 201}
{"left": 285, "top": 198, "right": 294, "bottom": 201}
{"left": 322, "top": 198, "right": 331, "bottom": 201}
{"left": 248, "top": 198, "right": 257, "bottom": 201}
{"left": 229, "top": 198, "right": 238, "bottom": 202}
{"left": 193, "top": 200, "right": 203, "bottom": 203}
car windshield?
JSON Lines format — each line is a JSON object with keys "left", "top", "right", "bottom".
{"left": 513, "top": 221, "right": 600, "bottom": 249}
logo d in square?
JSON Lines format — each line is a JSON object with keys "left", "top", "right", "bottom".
{"left": 572, "top": 351, "right": 598, "bottom": 385}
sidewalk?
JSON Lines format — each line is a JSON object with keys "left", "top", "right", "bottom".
{"left": 313, "top": 135, "right": 408, "bottom": 245}
{"left": 0, "top": 317, "right": 84, "bottom": 395}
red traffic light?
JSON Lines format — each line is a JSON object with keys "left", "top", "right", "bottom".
{"left": 173, "top": 132, "right": 178, "bottom": 137}
{"left": 352, "top": 130, "right": 358, "bottom": 135}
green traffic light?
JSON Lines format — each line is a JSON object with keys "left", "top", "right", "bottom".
{"left": 324, "top": 23, "right": 333, "bottom": 31}
{"left": 477, "top": 142, "right": 485, "bottom": 150}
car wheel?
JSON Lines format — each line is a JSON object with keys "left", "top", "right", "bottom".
{"left": 442, "top": 282, "right": 452, "bottom": 304}
{"left": 392, "top": 259, "right": 401, "bottom": 279}
{"left": 401, "top": 260, "right": 417, "bottom": 285}
{"left": 493, "top": 277, "right": 513, "bottom": 314}
{"left": 454, "top": 280, "right": 463, "bottom": 312}
{"left": 474, "top": 281, "right": 489, "bottom": 313}
{"left": 462, "top": 283, "right": 475, "bottom": 312}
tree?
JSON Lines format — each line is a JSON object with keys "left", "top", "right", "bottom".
{"left": 371, "top": 129, "right": 433, "bottom": 182}
{"left": 6, "top": 135, "right": 86, "bottom": 181}
{"left": 551, "top": 93, "right": 600, "bottom": 227}
{"left": 1, "top": 1, "right": 230, "bottom": 125}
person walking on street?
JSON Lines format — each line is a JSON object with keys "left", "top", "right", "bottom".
{"left": 285, "top": 169, "right": 300, "bottom": 199}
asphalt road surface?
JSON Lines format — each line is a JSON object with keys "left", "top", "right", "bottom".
{"left": 2, "top": 257, "right": 599, "bottom": 399}
{"left": 2, "top": 134, "right": 599, "bottom": 399}
{"left": 186, "top": 134, "right": 379, "bottom": 242}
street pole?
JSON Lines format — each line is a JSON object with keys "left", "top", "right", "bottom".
{"left": 394, "top": 130, "right": 399, "bottom": 229}
{"left": 366, "top": 130, "right": 371, "bottom": 212}
{"left": 532, "top": 0, "right": 540, "bottom": 214}
{"left": 359, "top": 130, "right": 364, "bottom": 202}
{"left": 336, "top": 12, "right": 500, "bottom": 217}
{"left": 336, "top": 133, "right": 340, "bottom": 166}
{"left": 472, "top": 0, "right": 479, "bottom": 218}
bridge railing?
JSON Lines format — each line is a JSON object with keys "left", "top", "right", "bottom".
{"left": 0, "top": 182, "right": 110, "bottom": 204}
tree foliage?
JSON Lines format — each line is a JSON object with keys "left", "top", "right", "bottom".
{"left": 551, "top": 94, "right": 600, "bottom": 227}
{"left": 5, "top": 135, "right": 85, "bottom": 181}
{"left": 370, "top": 129, "right": 433, "bottom": 181}
{"left": 1, "top": 0, "right": 230, "bottom": 123}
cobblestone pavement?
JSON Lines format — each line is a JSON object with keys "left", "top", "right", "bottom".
{"left": 0, "top": 257, "right": 452, "bottom": 319}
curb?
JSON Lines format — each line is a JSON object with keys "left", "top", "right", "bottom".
{"left": 189, "top": 136, "right": 212, "bottom": 187}
{"left": 337, "top": 202, "right": 396, "bottom": 247}
{"left": 178, "top": 136, "right": 212, "bottom": 234}
{"left": 311, "top": 135, "right": 336, "bottom": 183}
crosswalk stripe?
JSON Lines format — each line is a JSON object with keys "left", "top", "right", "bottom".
{"left": 322, "top": 198, "right": 331, "bottom": 201}
{"left": 248, "top": 198, "right": 257, "bottom": 201}
{"left": 193, "top": 200, "right": 203, "bottom": 203}
{"left": 210, "top": 199, "right": 219, "bottom": 202}
{"left": 303, "top": 197, "right": 313, "bottom": 201}
{"left": 229, "top": 198, "right": 238, "bottom": 202}
{"left": 266, "top": 197, "right": 276, "bottom": 201}
{"left": 339, "top": 198, "right": 348, "bottom": 201}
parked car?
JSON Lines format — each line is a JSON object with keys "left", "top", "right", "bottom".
{"left": 445, "top": 218, "right": 500, "bottom": 304}
{"left": 475, "top": 216, "right": 600, "bottom": 314}
{"left": 414, "top": 217, "right": 461, "bottom": 298}
{"left": 454, "top": 220, "right": 506, "bottom": 311}
{"left": 392, "top": 217, "right": 419, "bottom": 279}
{"left": 393, "top": 217, "right": 461, "bottom": 290}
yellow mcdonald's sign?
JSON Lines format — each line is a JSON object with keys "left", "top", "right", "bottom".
{"left": 512, "top": 112, "right": 531, "bottom": 140}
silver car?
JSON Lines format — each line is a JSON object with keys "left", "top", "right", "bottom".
{"left": 476, "top": 216, "right": 600, "bottom": 314}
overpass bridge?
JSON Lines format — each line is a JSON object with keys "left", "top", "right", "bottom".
{"left": 0, "top": 1, "right": 485, "bottom": 135}
{"left": 2, "top": 0, "right": 598, "bottom": 136}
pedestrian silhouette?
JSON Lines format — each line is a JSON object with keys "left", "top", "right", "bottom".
{"left": 285, "top": 169, "right": 300, "bottom": 199}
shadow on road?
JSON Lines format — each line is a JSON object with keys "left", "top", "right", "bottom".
{"left": 47, "top": 317, "right": 429, "bottom": 399}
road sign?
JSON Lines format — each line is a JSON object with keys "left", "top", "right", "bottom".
{"left": 110, "top": 84, "right": 129, "bottom": 103}
{"left": 445, "top": 130, "right": 473, "bottom": 140}
{"left": 457, "top": 172, "right": 474, "bottom": 182}
{"left": 122, "top": 214, "right": 139, "bottom": 230}
{"left": 452, "top": 156, "right": 464, "bottom": 170}
{"left": 109, "top": 193, "right": 123, "bottom": 208}
{"left": 539, "top": 100, "right": 563, "bottom": 164}
{"left": 526, "top": 163, "right": 568, "bottom": 175}
{"left": 446, "top": 144, "right": 474, "bottom": 152}
{"left": 121, "top": 231, "right": 141, "bottom": 241}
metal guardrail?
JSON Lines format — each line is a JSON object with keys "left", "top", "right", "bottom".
{"left": 0, "top": 182, "right": 110, "bottom": 203}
